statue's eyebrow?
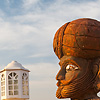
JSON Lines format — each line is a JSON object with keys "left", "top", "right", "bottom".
{"left": 58, "top": 62, "right": 62, "bottom": 68}
{"left": 58, "top": 61, "right": 61, "bottom": 66}
{"left": 58, "top": 59, "right": 70, "bottom": 68}
{"left": 59, "top": 59, "right": 80, "bottom": 69}
{"left": 59, "top": 59, "right": 73, "bottom": 66}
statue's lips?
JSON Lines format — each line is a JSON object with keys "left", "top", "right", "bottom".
{"left": 56, "top": 81, "right": 61, "bottom": 87}
{"left": 56, "top": 82, "right": 59, "bottom": 87}
{"left": 56, "top": 80, "right": 71, "bottom": 87}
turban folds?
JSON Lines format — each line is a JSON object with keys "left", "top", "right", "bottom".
{"left": 53, "top": 18, "right": 100, "bottom": 59}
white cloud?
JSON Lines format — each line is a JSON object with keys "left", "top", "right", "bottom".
{"left": 29, "top": 53, "right": 51, "bottom": 58}
{"left": 0, "top": 0, "right": 100, "bottom": 64}
{"left": 0, "top": 19, "right": 39, "bottom": 50}
{"left": 6, "top": 0, "right": 10, "bottom": 4}
{"left": 22, "top": 0, "right": 40, "bottom": 10}
{"left": 0, "top": 13, "right": 56, "bottom": 51}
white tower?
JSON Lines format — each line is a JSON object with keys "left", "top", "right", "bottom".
{"left": 0, "top": 61, "right": 30, "bottom": 100}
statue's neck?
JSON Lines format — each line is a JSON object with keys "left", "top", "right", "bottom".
{"left": 71, "top": 91, "right": 100, "bottom": 100}
{"left": 71, "top": 98, "right": 100, "bottom": 100}
{"left": 71, "top": 97, "right": 100, "bottom": 100}
{"left": 71, "top": 95, "right": 100, "bottom": 100}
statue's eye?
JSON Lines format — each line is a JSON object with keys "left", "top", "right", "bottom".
{"left": 66, "top": 64, "right": 79, "bottom": 71}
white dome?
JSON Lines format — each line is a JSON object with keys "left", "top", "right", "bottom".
{"left": 4, "top": 61, "right": 29, "bottom": 71}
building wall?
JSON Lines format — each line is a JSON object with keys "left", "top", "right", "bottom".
{"left": 2, "top": 98, "right": 29, "bottom": 100}
{"left": 5, "top": 70, "right": 29, "bottom": 99}
{"left": 6, "top": 71, "right": 21, "bottom": 98}
{"left": 1, "top": 71, "right": 7, "bottom": 100}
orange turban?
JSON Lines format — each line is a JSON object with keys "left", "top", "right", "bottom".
{"left": 53, "top": 18, "right": 100, "bottom": 59}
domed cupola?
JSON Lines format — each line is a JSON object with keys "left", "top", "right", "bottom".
{"left": 0, "top": 61, "right": 30, "bottom": 100}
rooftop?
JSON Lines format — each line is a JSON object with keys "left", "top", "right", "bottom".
{"left": 0, "top": 61, "right": 30, "bottom": 72}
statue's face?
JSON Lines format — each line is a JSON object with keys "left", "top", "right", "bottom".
{"left": 56, "top": 56, "right": 96, "bottom": 99}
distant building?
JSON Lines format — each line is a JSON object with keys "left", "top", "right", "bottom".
{"left": 0, "top": 61, "right": 30, "bottom": 100}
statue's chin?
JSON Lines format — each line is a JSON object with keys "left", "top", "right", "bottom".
{"left": 56, "top": 86, "right": 64, "bottom": 99}
{"left": 56, "top": 86, "right": 75, "bottom": 99}
{"left": 56, "top": 86, "right": 71, "bottom": 99}
{"left": 56, "top": 79, "right": 94, "bottom": 99}
{"left": 61, "top": 85, "right": 76, "bottom": 98}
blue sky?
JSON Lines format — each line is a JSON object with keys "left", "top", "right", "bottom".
{"left": 0, "top": 0, "right": 100, "bottom": 100}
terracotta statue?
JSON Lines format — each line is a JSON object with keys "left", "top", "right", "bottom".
{"left": 53, "top": 18, "right": 100, "bottom": 100}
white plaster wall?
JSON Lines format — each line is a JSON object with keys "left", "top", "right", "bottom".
{"left": 6, "top": 70, "right": 20, "bottom": 99}
{"left": 3, "top": 98, "right": 29, "bottom": 100}
{"left": 1, "top": 71, "right": 7, "bottom": 100}
{"left": 21, "top": 70, "right": 29, "bottom": 99}
{"left": 1, "top": 70, "right": 29, "bottom": 100}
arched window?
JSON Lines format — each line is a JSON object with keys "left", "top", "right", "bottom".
{"left": 22, "top": 73, "right": 29, "bottom": 95}
{"left": 8, "top": 72, "right": 18, "bottom": 95}
{"left": 1, "top": 74, "right": 5, "bottom": 96}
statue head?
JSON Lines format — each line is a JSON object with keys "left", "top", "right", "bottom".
{"left": 53, "top": 18, "right": 100, "bottom": 99}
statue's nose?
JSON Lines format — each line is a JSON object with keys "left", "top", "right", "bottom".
{"left": 56, "top": 68, "right": 65, "bottom": 80}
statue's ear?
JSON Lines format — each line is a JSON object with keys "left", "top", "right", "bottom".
{"left": 98, "top": 65, "right": 100, "bottom": 78}
{"left": 93, "top": 58, "right": 100, "bottom": 92}
{"left": 96, "top": 64, "right": 100, "bottom": 90}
